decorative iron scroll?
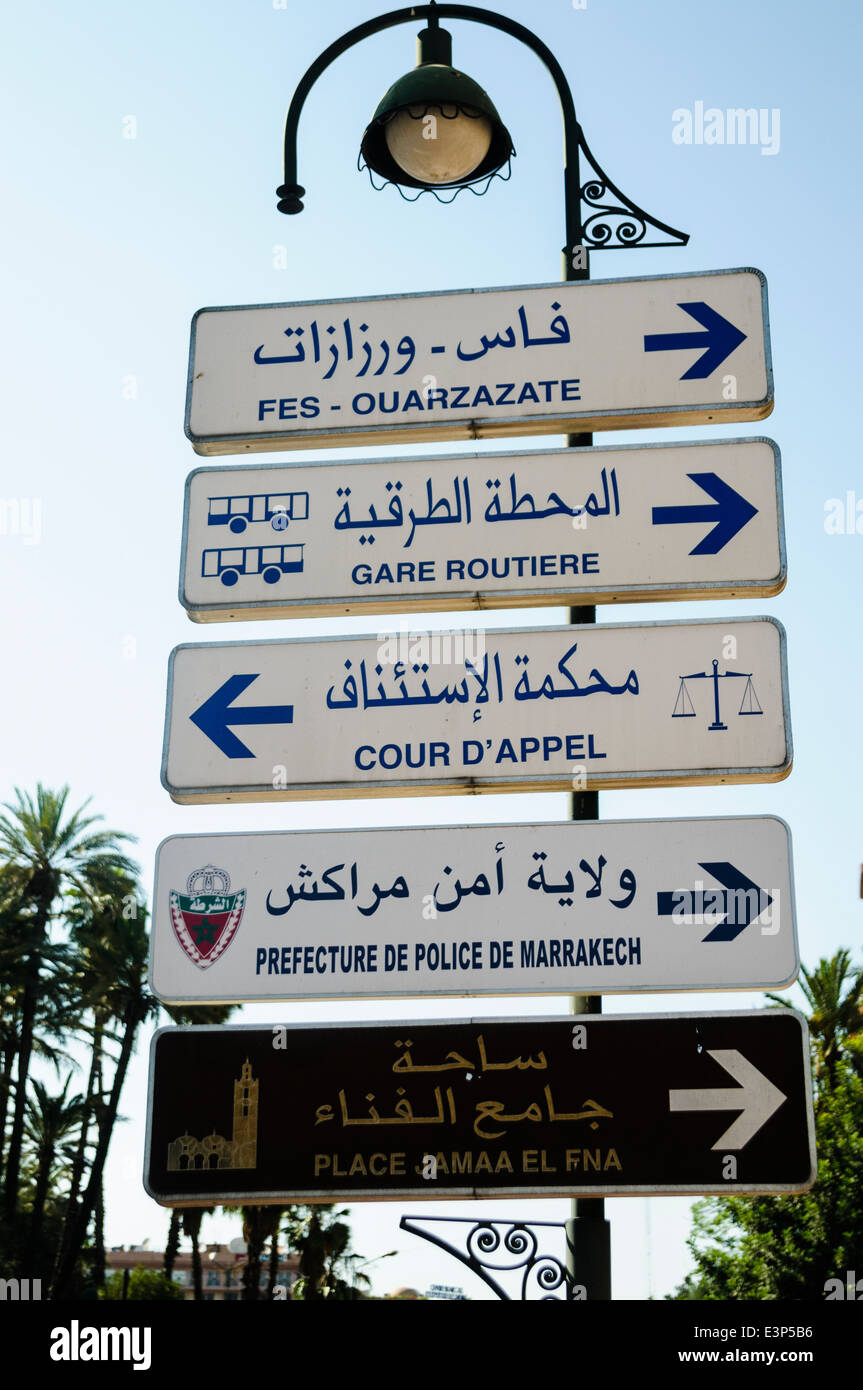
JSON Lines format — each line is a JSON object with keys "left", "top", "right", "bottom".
{"left": 400, "top": 1216, "right": 581, "bottom": 1301}
{"left": 576, "top": 127, "right": 688, "bottom": 251}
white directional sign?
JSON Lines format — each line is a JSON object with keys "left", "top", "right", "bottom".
{"left": 184, "top": 269, "right": 772, "bottom": 455}
{"left": 160, "top": 617, "right": 791, "bottom": 804}
{"left": 180, "top": 438, "right": 785, "bottom": 622}
{"left": 149, "top": 816, "right": 797, "bottom": 1005}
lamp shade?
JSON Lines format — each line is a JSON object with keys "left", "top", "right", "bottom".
{"left": 361, "top": 62, "right": 513, "bottom": 190}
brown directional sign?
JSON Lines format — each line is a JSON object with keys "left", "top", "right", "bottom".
{"left": 143, "top": 1012, "right": 815, "bottom": 1204}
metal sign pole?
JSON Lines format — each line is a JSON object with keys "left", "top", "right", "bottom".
{"left": 251, "top": 0, "right": 690, "bottom": 1301}
{"left": 562, "top": 203, "right": 612, "bottom": 1299}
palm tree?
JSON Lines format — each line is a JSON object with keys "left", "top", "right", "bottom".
{"left": 283, "top": 1205, "right": 358, "bottom": 1299}
{"left": 0, "top": 953, "right": 75, "bottom": 1204}
{"left": 768, "top": 948, "right": 863, "bottom": 1087}
{"left": 51, "top": 885, "right": 236, "bottom": 1298}
{"left": 266, "top": 1219, "right": 285, "bottom": 1299}
{"left": 0, "top": 878, "right": 75, "bottom": 1193}
{"left": 181, "top": 1208, "right": 214, "bottom": 1300}
{"left": 52, "top": 907, "right": 155, "bottom": 1298}
{"left": 164, "top": 1210, "right": 182, "bottom": 1283}
{"left": 54, "top": 878, "right": 140, "bottom": 1281}
{"left": 0, "top": 785, "right": 136, "bottom": 1222}
{"left": 23, "top": 1076, "right": 85, "bottom": 1257}
{"left": 0, "top": 892, "right": 28, "bottom": 1191}
{"left": 0, "top": 1011, "right": 15, "bottom": 1189}
{"left": 240, "top": 1206, "right": 283, "bottom": 1301}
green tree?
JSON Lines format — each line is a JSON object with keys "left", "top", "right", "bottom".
{"left": 52, "top": 903, "right": 155, "bottom": 1298}
{"left": 163, "top": 1210, "right": 182, "bottom": 1283}
{"left": 51, "top": 883, "right": 236, "bottom": 1299}
{"left": 101, "top": 1266, "right": 185, "bottom": 1301}
{"left": 181, "top": 1208, "right": 214, "bottom": 1301}
{"left": 283, "top": 1205, "right": 367, "bottom": 1300}
{"left": 266, "top": 1217, "right": 286, "bottom": 1299}
{"left": 54, "top": 877, "right": 147, "bottom": 1289}
{"left": 0, "top": 879, "right": 77, "bottom": 1199}
{"left": 23, "top": 1075, "right": 86, "bottom": 1256}
{"left": 0, "top": 785, "right": 136, "bottom": 1224}
{"left": 671, "top": 949, "right": 863, "bottom": 1300}
{"left": 240, "top": 1206, "right": 284, "bottom": 1301}
{"left": 1, "top": 784, "right": 234, "bottom": 1295}
{"left": 1, "top": 950, "right": 72, "bottom": 1191}
{"left": 768, "top": 949, "right": 863, "bottom": 1086}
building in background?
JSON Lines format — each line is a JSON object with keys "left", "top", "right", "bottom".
{"left": 106, "top": 1243, "right": 298, "bottom": 1301}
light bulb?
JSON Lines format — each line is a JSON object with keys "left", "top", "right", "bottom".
{"left": 384, "top": 104, "right": 493, "bottom": 185}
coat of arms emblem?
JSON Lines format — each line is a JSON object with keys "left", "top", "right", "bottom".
{"left": 170, "top": 865, "right": 245, "bottom": 970}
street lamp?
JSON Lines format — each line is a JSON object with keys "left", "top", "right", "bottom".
{"left": 277, "top": 1, "right": 687, "bottom": 277}
{"left": 275, "top": 1, "right": 689, "bottom": 1302}
{"left": 349, "top": 1248, "right": 398, "bottom": 1293}
{"left": 359, "top": 14, "right": 513, "bottom": 193}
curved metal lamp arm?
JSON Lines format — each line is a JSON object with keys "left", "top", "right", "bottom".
{"left": 277, "top": 2, "right": 688, "bottom": 263}
{"left": 278, "top": 5, "right": 424, "bottom": 212}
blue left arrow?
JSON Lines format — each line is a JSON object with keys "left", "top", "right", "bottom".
{"left": 190, "top": 674, "right": 294, "bottom": 758}
{"left": 644, "top": 301, "right": 746, "bottom": 380}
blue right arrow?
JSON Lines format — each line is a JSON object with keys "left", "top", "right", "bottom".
{"left": 657, "top": 861, "right": 773, "bottom": 943}
{"left": 644, "top": 300, "right": 746, "bottom": 379}
{"left": 651, "top": 472, "right": 758, "bottom": 555}
{"left": 190, "top": 674, "right": 294, "bottom": 759}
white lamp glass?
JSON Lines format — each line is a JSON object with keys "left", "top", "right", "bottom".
{"left": 384, "top": 103, "right": 493, "bottom": 184}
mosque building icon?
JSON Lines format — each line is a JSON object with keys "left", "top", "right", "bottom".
{"left": 167, "top": 1060, "right": 259, "bottom": 1171}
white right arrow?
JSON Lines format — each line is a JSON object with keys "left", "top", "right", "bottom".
{"left": 668, "top": 1049, "right": 787, "bottom": 1150}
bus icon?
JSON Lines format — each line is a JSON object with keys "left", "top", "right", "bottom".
{"left": 202, "top": 544, "right": 305, "bottom": 587}
{"left": 206, "top": 492, "right": 309, "bottom": 535}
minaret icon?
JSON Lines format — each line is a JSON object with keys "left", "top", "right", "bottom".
{"left": 232, "top": 1058, "right": 259, "bottom": 1168}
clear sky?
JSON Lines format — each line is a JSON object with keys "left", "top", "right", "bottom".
{"left": 2, "top": 0, "right": 862, "bottom": 1299}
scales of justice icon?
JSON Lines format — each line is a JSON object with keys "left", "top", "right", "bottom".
{"left": 672, "top": 658, "right": 762, "bottom": 732}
